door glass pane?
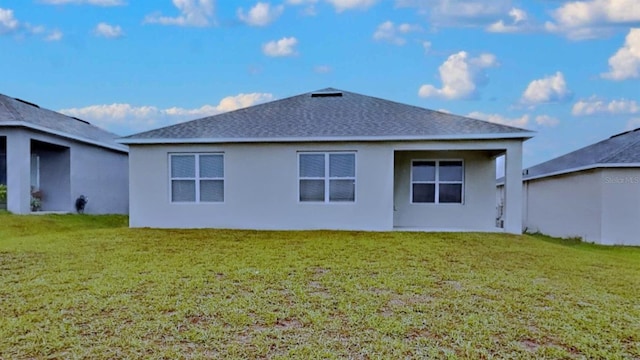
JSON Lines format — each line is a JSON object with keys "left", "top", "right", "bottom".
{"left": 412, "top": 161, "right": 435, "bottom": 181}
{"left": 200, "top": 155, "right": 223, "bottom": 178}
{"left": 329, "top": 179, "right": 355, "bottom": 202}
{"left": 440, "top": 184, "right": 462, "bottom": 203}
{"left": 171, "top": 155, "right": 195, "bottom": 178}
{"left": 440, "top": 161, "right": 463, "bottom": 181}
{"left": 329, "top": 154, "right": 355, "bottom": 177}
{"left": 300, "top": 179, "right": 325, "bottom": 201}
{"left": 412, "top": 183, "right": 435, "bottom": 203}
{"left": 200, "top": 180, "right": 224, "bottom": 202}
{"left": 300, "top": 154, "right": 325, "bottom": 177}
{"left": 172, "top": 180, "right": 195, "bottom": 202}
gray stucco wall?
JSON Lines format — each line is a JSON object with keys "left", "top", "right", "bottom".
{"left": 600, "top": 168, "right": 640, "bottom": 246}
{"left": 128, "top": 140, "right": 519, "bottom": 232}
{"left": 0, "top": 127, "right": 128, "bottom": 214}
{"left": 393, "top": 150, "right": 497, "bottom": 231}
{"left": 523, "top": 169, "right": 640, "bottom": 245}
{"left": 523, "top": 170, "right": 602, "bottom": 242}
{"left": 129, "top": 142, "right": 394, "bottom": 230}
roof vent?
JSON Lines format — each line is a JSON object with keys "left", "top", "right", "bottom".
{"left": 71, "top": 116, "right": 90, "bottom": 125}
{"left": 311, "top": 91, "right": 343, "bottom": 98}
{"left": 610, "top": 129, "right": 635, "bottom": 139}
{"left": 14, "top": 98, "right": 40, "bottom": 108}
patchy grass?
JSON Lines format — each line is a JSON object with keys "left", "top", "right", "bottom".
{"left": 0, "top": 214, "right": 639, "bottom": 359}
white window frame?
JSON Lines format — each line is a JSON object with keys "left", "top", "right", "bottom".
{"left": 169, "top": 153, "right": 224, "bottom": 203}
{"left": 298, "top": 152, "right": 356, "bottom": 203}
{"left": 410, "top": 159, "right": 464, "bottom": 204}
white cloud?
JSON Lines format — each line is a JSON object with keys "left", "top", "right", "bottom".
{"left": 94, "top": 22, "right": 124, "bottom": 38}
{"left": 572, "top": 97, "right": 640, "bottom": 116}
{"left": 468, "top": 111, "right": 529, "bottom": 128}
{"left": 418, "top": 51, "right": 498, "bottom": 100}
{"left": 422, "top": 41, "right": 431, "bottom": 53}
{"left": 0, "top": 7, "right": 63, "bottom": 42}
{"left": 601, "top": 28, "right": 640, "bottom": 81}
{"left": 625, "top": 117, "right": 640, "bottom": 130}
{"left": 396, "top": 0, "right": 511, "bottom": 27}
{"left": 59, "top": 93, "right": 274, "bottom": 134}
{"left": 44, "top": 29, "right": 63, "bottom": 41}
{"left": 314, "top": 65, "right": 332, "bottom": 73}
{"left": 545, "top": 0, "right": 640, "bottom": 39}
{"left": 326, "top": 0, "right": 378, "bottom": 12}
{"left": 487, "top": 7, "right": 530, "bottom": 33}
{"left": 237, "top": 2, "right": 284, "bottom": 26}
{"left": 520, "top": 72, "right": 571, "bottom": 106}
{"left": 39, "top": 0, "right": 125, "bottom": 5}
{"left": 372, "top": 21, "right": 421, "bottom": 45}
{"left": 535, "top": 115, "right": 559, "bottom": 127}
{"left": 0, "top": 8, "right": 19, "bottom": 34}
{"left": 262, "top": 37, "right": 298, "bottom": 57}
{"left": 286, "top": 0, "right": 317, "bottom": 15}
{"left": 144, "top": 0, "right": 214, "bottom": 27}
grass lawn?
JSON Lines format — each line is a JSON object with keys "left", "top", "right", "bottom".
{"left": 0, "top": 213, "right": 639, "bottom": 359}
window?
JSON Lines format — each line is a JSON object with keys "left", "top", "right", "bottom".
{"left": 411, "top": 160, "right": 463, "bottom": 204}
{"left": 170, "top": 153, "right": 224, "bottom": 203}
{"left": 299, "top": 152, "right": 355, "bottom": 203}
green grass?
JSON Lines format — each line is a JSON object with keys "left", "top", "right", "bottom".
{"left": 0, "top": 213, "right": 639, "bottom": 359}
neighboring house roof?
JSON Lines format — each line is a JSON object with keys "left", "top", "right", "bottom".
{"left": 121, "top": 88, "right": 534, "bottom": 144}
{"left": 521, "top": 128, "right": 640, "bottom": 181}
{"left": 0, "top": 94, "right": 127, "bottom": 152}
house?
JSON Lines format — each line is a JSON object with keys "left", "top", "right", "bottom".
{"left": 0, "top": 94, "right": 129, "bottom": 214}
{"left": 498, "top": 128, "right": 640, "bottom": 246}
{"left": 120, "top": 88, "right": 533, "bottom": 233}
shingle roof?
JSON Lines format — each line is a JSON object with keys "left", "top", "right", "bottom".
{"left": 0, "top": 94, "right": 127, "bottom": 152}
{"left": 121, "top": 88, "right": 533, "bottom": 144}
{"left": 523, "top": 128, "right": 640, "bottom": 180}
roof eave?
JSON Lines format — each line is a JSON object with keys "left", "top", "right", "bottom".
{"left": 118, "top": 132, "right": 535, "bottom": 145}
{"left": 0, "top": 121, "right": 129, "bottom": 153}
{"left": 523, "top": 162, "right": 640, "bottom": 181}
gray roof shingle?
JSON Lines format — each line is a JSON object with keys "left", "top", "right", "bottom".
{"left": 122, "top": 88, "right": 533, "bottom": 143}
{"left": 523, "top": 128, "right": 640, "bottom": 180}
{"left": 0, "top": 94, "right": 126, "bottom": 152}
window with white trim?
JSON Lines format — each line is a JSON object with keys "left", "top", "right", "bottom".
{"left": 411, "top": 160, "right": 463, "bottom": 204}
{"left": 170, "top": 153, "right": 224, "bottom": 203}
{"left": 299, "top": 152, "right": 355, "bottom": 203}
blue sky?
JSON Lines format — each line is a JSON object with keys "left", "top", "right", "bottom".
{"left": 0, "top": 0, "right": 639, "bottom": 168}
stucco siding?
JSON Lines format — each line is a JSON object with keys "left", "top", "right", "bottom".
{"left": 70, "top": 141, "right": 129, "bottom": 214}
{"left": 524, "top": 170, "right": 602, "bottom": 242}
{"left": 0, "top": 127, "right": 128, "bottom": 214}
{"left": 600, "top": 168, "right": 640, "bottom": 245}
{"left": 393, "top": 150, "right": 497, "bottom": 231}
{"left": 129, "top": 140, "right": 523, "bottom": 231}
{"left": 129, "top": 142, "right": 394, "bottom": 230}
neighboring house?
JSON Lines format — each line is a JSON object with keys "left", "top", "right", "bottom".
{"left": 120, "top": 88, "right": 533, "bottom": 233}
{"left": 497, "top": 128, "right": 640, "bottom": 246}
{"left": 0, "top": 94, "right": 129, "bottom": 214}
